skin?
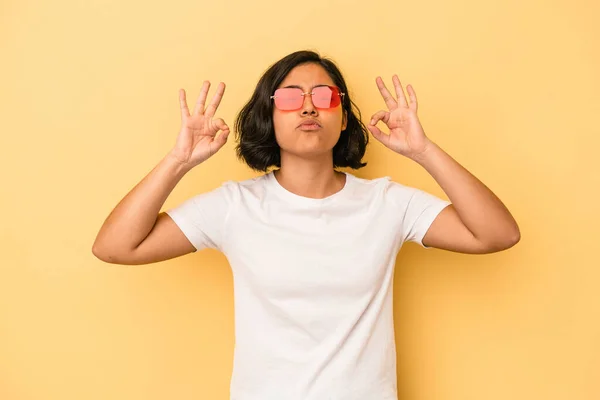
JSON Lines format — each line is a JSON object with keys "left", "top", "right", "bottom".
{"left": 170, "top": 69, "right": 520, "bottom": 254}
{"left": 368, "top": 75, "right": 520, "bottom": 253}
{"left": 93, "top": 68, "right": 520, "bottom": 266}
{"left": 268, "top": 65, "right": 520, "bottom": 254}
{"left": 271, "top": 63, "right": 349, "bottom": 199}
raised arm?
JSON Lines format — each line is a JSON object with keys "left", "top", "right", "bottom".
{"left": 368, "top": 75, "right": 520, "bottom": 254}
{"left": 92, "top": 82, "right": 230, "bottom": 264}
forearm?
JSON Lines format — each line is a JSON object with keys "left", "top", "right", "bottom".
{"left": 93, "top": 152, "right": 192, "bottom": 255}
{"left": 413, "top": 141, "right": 520, "bottom": 245}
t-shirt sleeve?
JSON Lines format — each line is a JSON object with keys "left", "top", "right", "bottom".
{"left": 164, "top": 182, "right": 234, "bottom": 252}
{"left": 384, "top": 179, "right": 452, "bottom": 248}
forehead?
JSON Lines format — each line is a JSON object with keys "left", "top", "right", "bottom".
{"left": 278, "top": 63, "right": 335, "bottom": 89}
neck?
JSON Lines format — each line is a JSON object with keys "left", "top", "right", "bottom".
{"left": 273, "top": 153, "right": 346, "bottom": 199}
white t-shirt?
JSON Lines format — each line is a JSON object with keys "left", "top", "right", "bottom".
{"left": 166, "top": 171, "right": 451, "bottom": 400}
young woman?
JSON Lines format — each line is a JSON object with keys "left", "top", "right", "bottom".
{"left": 93, "top": 50, "right": 520, "bottom": 400}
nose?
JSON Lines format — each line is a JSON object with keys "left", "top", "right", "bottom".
{"left": 301, "top": 93, "right": 318, "bottom": 116}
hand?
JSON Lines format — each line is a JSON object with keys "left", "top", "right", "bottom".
{"left": 170, "top": 81, "right": 230, "bottom": 168}
{"left": 367, "top": 75, "right": 433, "bottom": 160}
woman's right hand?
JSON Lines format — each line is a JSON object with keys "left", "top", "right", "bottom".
{"left": 170, "top": 81, "right": 230, "bottom": 168}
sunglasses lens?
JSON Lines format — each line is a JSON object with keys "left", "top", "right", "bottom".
{"left": 312, "top": 86, "right": 341, "bottom": 109}
{"left": 272, "top": 86, "right": 342, "bottom": 110}
{"left": 273, "top": 88, "right": 303, "bottom": 110}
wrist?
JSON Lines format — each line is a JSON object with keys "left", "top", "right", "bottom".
{"left": 409, "top": 139, "right": 438, "bottom": 165}
{"left": 164, "top": 151, "right": 194, "bottom": 176}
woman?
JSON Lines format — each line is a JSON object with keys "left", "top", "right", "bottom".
{"left": 92, "top": 50, "right": 520, "bottom": 400}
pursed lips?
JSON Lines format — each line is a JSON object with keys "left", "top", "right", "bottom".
{"left": 297, "top": 119, "right": 322, "bottom": 129}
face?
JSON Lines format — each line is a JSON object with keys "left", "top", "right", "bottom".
{"left": 272, "top": 63, "right": 347, "bottom": 160}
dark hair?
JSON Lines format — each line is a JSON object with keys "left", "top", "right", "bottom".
{"left": 234, "top": 50, "right": 368, "bottom": 172}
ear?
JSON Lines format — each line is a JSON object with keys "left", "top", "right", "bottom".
{"left": 342, "top": 110, "right": 348, "bottom": 131}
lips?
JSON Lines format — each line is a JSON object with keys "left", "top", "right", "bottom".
{"left": 298, "top": 119, "right": 322, "bottom": 129}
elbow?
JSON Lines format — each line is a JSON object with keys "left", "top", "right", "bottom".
{"left": 92, "top": 242, "right": 124, "bottom": 264}
{"left": 479, "top": 227, "right": 521, "bottom": 253}
{"left": 506, "top": 222, "right": 521, "bottom": 248}
{"left": 510, "top": 229, "right": 521, "bottom": 247}
{"left": 92, "top": 243, "right": 112, "bottom": 263}
{"left": 92, "top": 243, "right": 141, "bottom": 265}
{"left": 496, "top": 227, "right": 521, "bottom": 251}
{"left": 92, "top": 240, "right": 102, "bottom": 259}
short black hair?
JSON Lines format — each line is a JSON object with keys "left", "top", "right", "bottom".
{"left": 234, "top": 50, "right": 369, "bottom": 172}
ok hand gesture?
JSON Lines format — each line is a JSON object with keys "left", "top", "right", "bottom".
{"left": 367, "top": 75, "right": 432, "bottom": 160}
{"left": 170, "top": 81, "right": 230, "bottom": 168}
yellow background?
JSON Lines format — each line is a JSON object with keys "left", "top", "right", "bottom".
{"left": 1, "top": 0, "right": 598, "bottom": 399}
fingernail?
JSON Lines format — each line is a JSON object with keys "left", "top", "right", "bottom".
{"left": 370, "top": 119, "right": 374, "bottom": 125}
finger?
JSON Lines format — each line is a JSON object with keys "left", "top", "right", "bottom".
{"left": 369, "top": 110, "right": 389, "bottom": 126}
{"left": 213, "top": 118, "right": 228, "bottom": 132}
{"left": 212, "top": 130, "right": 230, "bottom": 155}
{"left": 367, "top": 124, "right": 390, "bottom": 147}
{"left": 204, "top": 82, "right": 226, "bottom": 118}
{"left": 212, "top": 120, "right": 230, "bottom": 151}
{"left": 179, "top": 89, "right": 190, "bottom": 118}
{"left": 392, "top": 75, "right": 408, "bottom": 108}
{"left": 375, "top": 76, "right": 397, "bottom": 110}
{"left": 193, "top": 81, "right": 211, "bottom": 115}
{"left": 406, "top": 84, "right": 418, "bottom": 111}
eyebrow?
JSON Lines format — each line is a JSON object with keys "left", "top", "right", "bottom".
{"left": 282, "top": 84, "right": 330, "bottom": 90}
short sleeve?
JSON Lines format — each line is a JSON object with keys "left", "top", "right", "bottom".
{"left": 165, "top": 182, "right": 234, "bottom": 252}
{"left": 384, "top": 179, "right": 452, "bottom": 248}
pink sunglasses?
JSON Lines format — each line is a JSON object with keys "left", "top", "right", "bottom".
{"left": 270, "top": 85, "right": 345, "bottom": 111}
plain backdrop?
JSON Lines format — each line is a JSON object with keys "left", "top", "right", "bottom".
{"left": 1, "top": 0, "right": 598, "bottom": 399}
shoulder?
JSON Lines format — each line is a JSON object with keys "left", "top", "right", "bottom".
{"left": 345, "top": 172, "right": 415, "bottom": 200}
{"left": 213, "top": 172, "right": 271, "bottom": 201}
{"left": 346, "top": 173, "right": 451, "bottom": 217}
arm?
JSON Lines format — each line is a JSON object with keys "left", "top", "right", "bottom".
{"left": 92, "top": 82, "right": 230, "bottom": 264}
{"left": 368, "top": 75, "right": 519, "bottom": 254}
{"left": 415, "top": 142, "right": 520, "bottom": 253}
{"left": 92, "top": 153, "right": 196, "bottom": 264}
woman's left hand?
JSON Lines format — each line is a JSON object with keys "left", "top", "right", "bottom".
{"left": 368, "top": 75, "right": 433, "bottom": 161}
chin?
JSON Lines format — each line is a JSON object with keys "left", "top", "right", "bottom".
{"left": 277, "top": 132, "right": 340, "bottom": 155}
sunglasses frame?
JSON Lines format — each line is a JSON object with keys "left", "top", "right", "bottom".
{"left": 270, "top": 85, "right": 345, "bottom": 111}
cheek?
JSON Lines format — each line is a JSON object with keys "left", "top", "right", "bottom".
{"left": 272, "top": 111, "right": 296, "bottom": 143}
{"left": 321, "top": 109, "right": 344, "bottom": 127}
{"left": 272, "top": 111, "right": 286, "bottom": 130}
